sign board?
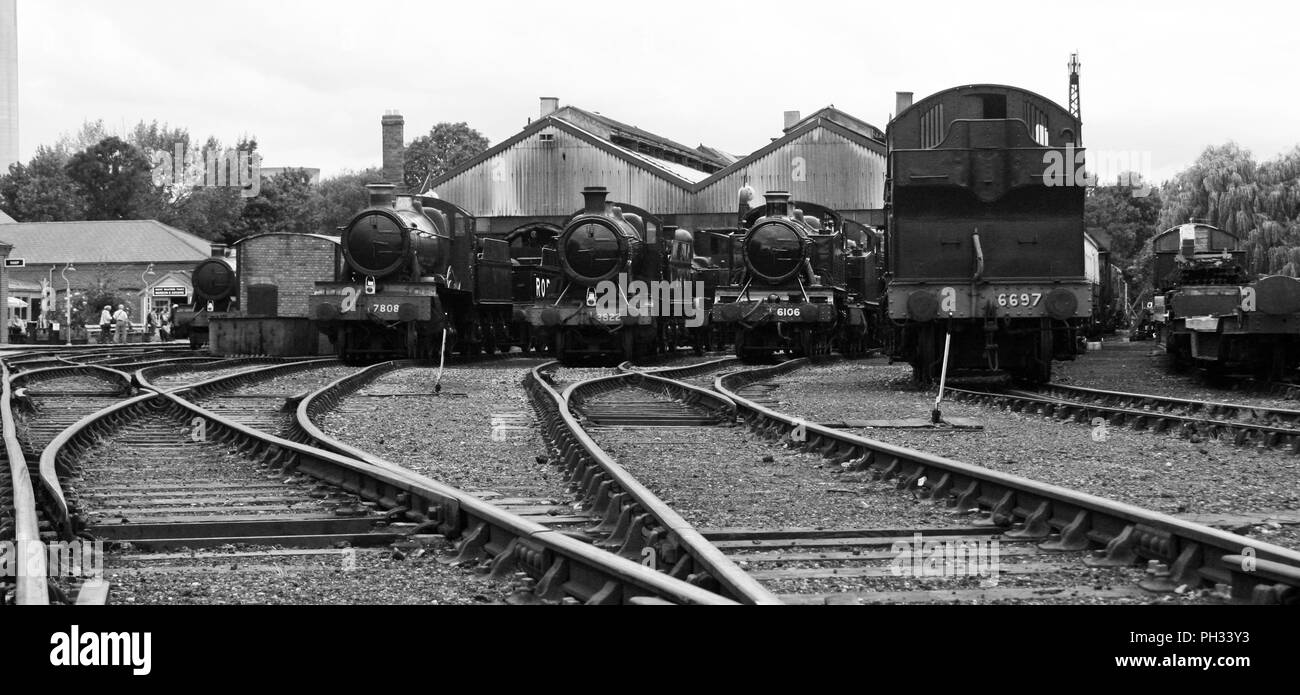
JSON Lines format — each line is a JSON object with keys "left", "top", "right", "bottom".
{"left": 152, "top": 286, "right": 189, "bottom": 297}
{"left": 4, "top": 258, "right": 24, "bottom": 267}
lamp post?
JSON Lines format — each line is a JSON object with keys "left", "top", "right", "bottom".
{"left": 61, "top": 263, "right": 76, "bottom": 346}
{"left": 141, "top": 263, "right": 156, "bottom": 336}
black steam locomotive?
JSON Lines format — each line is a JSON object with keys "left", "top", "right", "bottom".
{"left": 173, "top": 257, "right": 237, "bottom": 349}
{"left": 524, "top": 186, "right": 706, "bottom": 362}
{"left": 885, "top": 84, "right": 1090, "bottom": 384}
{"left": 710, "top": 192, "right": 883, "bottom": 360}
{"left": 308, "top": 183, "right": 517, "bottom": 361}
{"left": 1153, "top": 222, "right": 1300, "bottom": 378}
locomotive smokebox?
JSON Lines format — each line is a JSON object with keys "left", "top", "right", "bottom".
{"left": 582, "top": 186, "right": 609, "bottom": 214}
{"left": 764, "top": 191, "right": 793, "bottom": 217}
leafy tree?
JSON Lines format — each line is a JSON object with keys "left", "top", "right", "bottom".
{"left": 1085, "top": 172, "right": 1163, "bottom": 295}
{"left": 316, "top": 167, "right": 381, "bottom": 234}
{"left": 65, "top": 136, "right": 158, "bottom": 220}
{"left": 238, "top": 168, "right": 320, "bottom": 239}
{"left": 403, "top": 122, "right": 489, "bottom": 191}
{"left": 0, "top": 146, "right": 86, "bottom": 221}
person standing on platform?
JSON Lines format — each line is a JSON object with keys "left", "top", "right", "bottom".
{"left": 113, "top": 304, "right": 129, "bottom": 344}
{"left": 99, "top": 305, "right": 113, "bottom": 344}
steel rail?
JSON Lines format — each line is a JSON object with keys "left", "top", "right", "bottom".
{"left": 533, "top": 362, "right": 782, "bottom": 604}
{"left": 296, "top": 360, "right": 755, "bottom": 603}
{"left": 33, "top": 359, "right": 734, "bottom": 605}
{"left": 949, "top": 386, "right": 1300, "bottom": 451}
{"left": 716, "top": 360, "right": 1300, "bottom": 604}
{"left": 2, "top": 362, "right": 50, "bottom": 604}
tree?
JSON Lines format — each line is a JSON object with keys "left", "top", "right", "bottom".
{"left": 403, "top": 122, "right": 489, "bottom": 191}
{"left": 316, "top": 167, "right": 381, "bottom": 234}
{"left": 65, "top": 136, "right": 158, "bottom": 220}
{"left": 0, "top": 146, "right": 86, "bottom": 221}
{"left": 238, "top": 168, "right": 320, "bottom": 239}
{"left": 1085, "top": 172, "right": 1163, "bottom": 296}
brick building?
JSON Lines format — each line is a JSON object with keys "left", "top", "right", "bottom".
{"left": 0, "top": 219, "right": 217, "bottom": 342}
{"left": 231, "top": 232, "right": 338, "bottom": 317}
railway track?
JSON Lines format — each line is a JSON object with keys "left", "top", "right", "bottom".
{"left": 1, "top": 352, "right": 732, "bottom": 605}
{"left": 540, "top": 359, "right": 780, "bottom": 603}
{"left": 713, "top": 360, "right": 1300, "bottom": 604}
{"left": 949, "top": 382, "right": 1300, "bottom": 452}
{"left": 296, "top": 357, "right": 765, "bottom": 602}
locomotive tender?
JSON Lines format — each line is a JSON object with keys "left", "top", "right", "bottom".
{"left": 710, "top": 191, "right": 882, "bottom": 359}
{"left": 308, "top": 183, "right": 516, "bottom": 362}
{"left": 886, "top": 84, "right": 1090, "bottom": 383}
{"left": 524, "top": 186, "right": 705, "bottom": 363}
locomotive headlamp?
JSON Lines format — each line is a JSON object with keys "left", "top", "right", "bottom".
{"left": 365, "top": 276, "right": 376, "bottom": 295}
{"left": 586, "top": 288, "right": 598, "bottom": 307}
{"left": 206, "top": 300, "right": 215, "bottom": 312}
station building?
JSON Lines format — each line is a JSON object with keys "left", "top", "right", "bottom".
{"left": 0, "top": 219, "right": 220, "bottom": 342}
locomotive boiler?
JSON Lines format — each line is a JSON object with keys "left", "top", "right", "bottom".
{"left": 710, "top": 192, "right": 881, "bottom": 359}
{"left": 885, "top": 84, "right": 1090, "bottom": 384}
{"left": 173, "top": 257, "right": 237, "bottom": 349}
{"left": 309, "top": 183, "right": 514, "bottom": 361}
{"left": 524, "top": 186, "right": 705, "bottom": 362}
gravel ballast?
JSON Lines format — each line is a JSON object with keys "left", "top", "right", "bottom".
{"left": 761, "top": 357, "right": 1300, "bottom": 552}
{"left": 318, "top": 361, "right": 571, "bottom": 499}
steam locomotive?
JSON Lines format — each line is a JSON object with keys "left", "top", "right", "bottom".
{"left": 308, "top": 183, "right": 517, "bottom": 362}
{"left": 523, "top": 186, "right": 707, "bottom": 362}
{"left": 173, "top": 257, "right": 237, "bottom": 349}
{"left": 885, "top": 84, "right": 1090, "bottom": 384}
{"left": 710, "top": 191, "right": 883, "bottom": 360}
{"left": 1153, "top": 222, "right": 1300, "bottom": 378}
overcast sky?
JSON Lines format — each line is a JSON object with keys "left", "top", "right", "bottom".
{"left": 14, "top": 0, "right": 1300, "bottom": 183}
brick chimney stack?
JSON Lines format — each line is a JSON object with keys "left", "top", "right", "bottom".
{"left": 381, "top": 111, "right": 405, "bottom": 191}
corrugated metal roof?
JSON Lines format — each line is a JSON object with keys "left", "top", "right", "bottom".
{"left": 553, "top": 107, "right": 732, "bottom": 171}
{"left": 0, "top": 220, "right": 212, "bottom": 263}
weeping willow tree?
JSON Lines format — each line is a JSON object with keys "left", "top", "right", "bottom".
{"left": 1159, "top": 143, "right": 1300, "bottom": 277}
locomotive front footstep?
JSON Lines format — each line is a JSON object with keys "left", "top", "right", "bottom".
{"left": 818, "top": 417, "right": 983, "bottom": 430}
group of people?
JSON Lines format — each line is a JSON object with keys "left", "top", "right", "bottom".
{"left": 96, "top": 304, "right": 171, "bottom": 344}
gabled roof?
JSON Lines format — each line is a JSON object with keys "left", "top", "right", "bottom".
{"left": 0, "top": 220, "right": 213, "bottom": 264}
{"left": 429, "top": 115, "right": 712, "bottom": 190}
{"left": 694, "top": 110, "right": 887, "bottom": 190}
{"left": 552, "top": 106, "right": 732, "bottom": 172}
{"left": 430, "top": 105, "right": 885, "bottom": 195}
{"left": 0, "top": 208, "right": 16, "bottom": 224}
{"left": 784, "top": 106, "right": 885, "bottom": 141}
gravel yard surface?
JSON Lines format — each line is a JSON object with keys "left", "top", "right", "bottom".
{"left": 20, "top": 374, "right": 123, "bottom": 391}
{"left": 221, "top": 365, "right": 359, "bottom": 396}
{"left": 585, "top": 408, "right": 1186, "bottom": 603}
{"left": 762, "top": 359, "right": 1300, "bottom": 551}
{"left": 149, "top": 365, "right": 276, "bottom": 390}
{"left": 103, "top": 541, "right": 522, "bottom": 605}
{"left": 319, "top": 364, "right": 571, "bottom": 498}
{"left": 1055, "top": 339, "right": 1297, "bottom": 410}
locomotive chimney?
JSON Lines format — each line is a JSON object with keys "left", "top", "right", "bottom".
{"left": 381, "top": 111, "right": 405, "bottom": 190}
{"left": 540, "top": 97, "right": 559, "bottom": 118}
{"left": 895, "top": 91, "right": 913, "bottom": 115}
{"left": 367, "top": 183, "right": 397, "bottom": 208}
{"left": 783, "top": 110, "right": 801, "bottom": 130}
{"left": 582, "top": 186, "right": 609, "bottom": 214}
{"left": 764, "top": 191, "right": 792, "bottom": 217}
